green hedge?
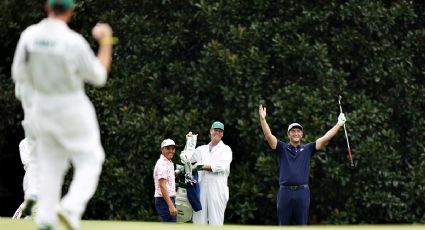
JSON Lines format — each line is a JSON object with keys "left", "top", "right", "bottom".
{"left": 1, "top": 0, "right": 425, "bottom": 224}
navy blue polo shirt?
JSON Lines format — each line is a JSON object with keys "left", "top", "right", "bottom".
{"left": 275, "top": 141, "right": 317, "bottom": 186}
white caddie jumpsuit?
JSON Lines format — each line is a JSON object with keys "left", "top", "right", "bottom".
{"left": 12, "top": 18, "right": 107, "bottom": 228}
{"left": 191, "top": 141, "right": 232, "bottom": 226}
{"left": 19, "top": 138, "right": 37, "bottom": 199}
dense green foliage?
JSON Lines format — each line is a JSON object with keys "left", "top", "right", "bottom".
{"left": 1, "top": 0, "right": 425, "bottom": 224}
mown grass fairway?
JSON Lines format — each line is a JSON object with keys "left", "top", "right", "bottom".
{"left": 1, "top": 218, "right": 425, "bottom": 230}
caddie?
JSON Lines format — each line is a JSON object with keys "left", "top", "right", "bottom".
{"left": 11, "top": 0, "right": 114, "bottom": 229}
{"left": 185, "top": 121, "right": 232, "bottom": 226}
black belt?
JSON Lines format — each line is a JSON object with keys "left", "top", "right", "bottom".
{"left": 280, "top": 184, "right": 308, "bottom": 190}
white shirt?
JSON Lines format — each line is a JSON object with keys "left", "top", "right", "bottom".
{"left": 12, "top": 17, "right": 108, "bottom": 153}
{"left": 12, "top": 18, "right": 106, "bottom": 97}
{"left": 192, "top": 141, "right": 232, "bottom": 180}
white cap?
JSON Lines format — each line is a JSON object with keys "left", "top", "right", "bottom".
{"left": 287, "top": 123, "right": 303, "bottom": 132}
{"left": 161, "top": 139, "right": 176, "bottom": 148}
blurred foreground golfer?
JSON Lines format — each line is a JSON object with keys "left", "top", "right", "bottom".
{"left": 11, "top": 0, "right": 114, "bottom": 229}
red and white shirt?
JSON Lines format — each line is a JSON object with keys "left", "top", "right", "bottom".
{"left": 153, "top": 154, "right": 176, "bottom": 197}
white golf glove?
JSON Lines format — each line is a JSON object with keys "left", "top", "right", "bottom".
{"left": 338, "top": 113, "right": 346, "bottom": 126}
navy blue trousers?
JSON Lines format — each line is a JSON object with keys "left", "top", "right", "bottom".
{"left": 277, "top": 186, "right": 310, "bottom": 225}
{"left": 155, "top": 197, "right": 176, "bottom": 222}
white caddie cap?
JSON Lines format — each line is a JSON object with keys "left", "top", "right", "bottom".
{"left": 287, "top": 123, "right": 303, "bottom": 132}
{"left": 161, "top": 139, "right": 176, "bottom": 148}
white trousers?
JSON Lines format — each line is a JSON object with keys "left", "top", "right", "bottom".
{"left": 33, "top": 93, "right": 105, "bottom": 228}
{"left": 192, "top": 175, "right": 229, "bottom": 226}
{"left": 35, "top": 137, "right": 104, "bottom": 227}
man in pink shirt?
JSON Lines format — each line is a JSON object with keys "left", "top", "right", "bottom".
{"left": 153, "top": 139, "right": 177, "bottom": 222}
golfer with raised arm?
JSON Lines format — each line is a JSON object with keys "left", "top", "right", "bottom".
{"left": 11, "top": 0, "right": 114, "bottom": 229}
{"left": 258, "top": 104, "right": 346, "bottom": 225}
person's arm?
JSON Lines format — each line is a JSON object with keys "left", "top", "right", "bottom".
{"left": 201, "top": 165, "right": 212, "bottom": 171}
{"left": 259, "top": 104, "right": 278, "bottom": 149}
{"left": 316, "top": 113, "right": 346, "bottom": 150}
{"left": 206, "top": 146, "right": 232, "bottom": 173}
{"left": 91, "top": 23, "right": 113, "bottom": 72}
{"left": 12, "top": 29, "right": 30, "bottom": 100}
{"left": 159, "top": 179, "right": 177, "bottom": 217}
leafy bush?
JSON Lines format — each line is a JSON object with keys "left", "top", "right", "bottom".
{"left": 1, "top": 0, "right": 425, "bottom": 224}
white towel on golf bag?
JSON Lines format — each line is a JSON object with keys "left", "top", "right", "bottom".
{"left": 180, "top": 134, "right": 198, "bottom": 184}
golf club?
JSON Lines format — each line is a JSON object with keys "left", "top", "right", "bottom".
{"left": 338, "top": 95, "right": 355, "bottom": 167}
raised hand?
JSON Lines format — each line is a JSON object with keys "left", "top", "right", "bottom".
{"left": 185, "top": 131, "right": 193, "bottom": 141}
{"left": 259, "top": 104, "right": 267, "bottom": 119}
{"left": 91, "top": 23, "right": 113, "bottom": 41}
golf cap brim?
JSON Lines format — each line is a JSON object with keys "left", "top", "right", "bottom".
{"left": 161, "top": 139, "right": 176, "bottom": 148}
{"left": 287, "top": 123, "right": 303, "bottom": 132}
{"left": 211, "top": 121, "right": 224, "bottom": 130}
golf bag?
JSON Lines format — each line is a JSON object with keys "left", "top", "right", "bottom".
{"left": 175, "top": 135, "right": 202, "bottom": 222}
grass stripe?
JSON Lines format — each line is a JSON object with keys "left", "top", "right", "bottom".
{"left": 1, "top": 217, "right": 424, "bottom": 230}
